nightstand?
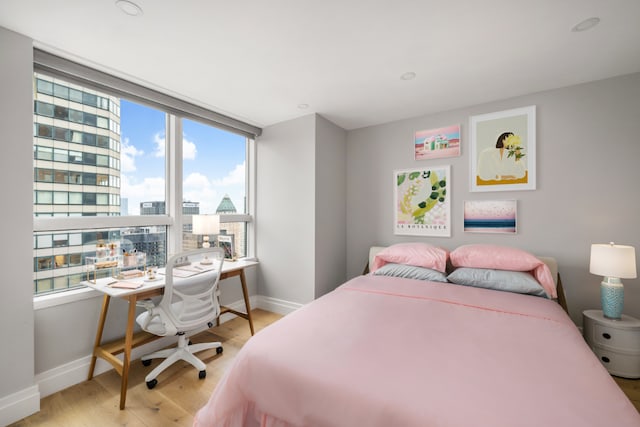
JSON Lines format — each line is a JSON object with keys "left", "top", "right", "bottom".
{"left": 583, "top": 309, "right": 640, "bottom": 378}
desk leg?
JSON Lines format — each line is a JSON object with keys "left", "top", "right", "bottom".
{"left": 119, "top": 295, "right": 137, "bottom": 410}
{"left": 239, "top": 270, "right": 255, "bottom": 336}
{"left": 88, "top": 294, "right": 111, "bottom": 381}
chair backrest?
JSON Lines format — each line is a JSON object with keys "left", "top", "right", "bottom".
{"left": 160, "top": 248, "right": 225, "bottom": 332}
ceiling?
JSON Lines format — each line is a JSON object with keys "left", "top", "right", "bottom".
{"left": 1, "top": 0, "right": 639, "bottom": 131}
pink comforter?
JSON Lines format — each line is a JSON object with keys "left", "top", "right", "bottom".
{"left": 195, "top": 275, "right": 640, "bottom": 426}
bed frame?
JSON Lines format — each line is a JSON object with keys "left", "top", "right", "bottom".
{"left": 362, "top": 246, "right": 569, "bottom": 315}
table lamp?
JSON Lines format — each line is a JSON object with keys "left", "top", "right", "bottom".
{"left": 589, "top": 242, "right": 637, "bottom": 319}
{"left": 192, "top": 214, "right": 220, "bottom": 264}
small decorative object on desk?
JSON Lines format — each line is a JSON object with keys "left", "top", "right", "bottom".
{"left": 84, "top": 255, "right": 119, "bottom": 283}
{"left": 116, "top": 269, "right": 144, "bottom": 280}
{"left": 108, "top": 241, "right": 119, "bottom": 256}
{"left": 173, "top": 255, "right": 190, "bottom": 267}
{"left": 96, "top": 241, "right": 108, "bottom": 258}
{"left": 218, "top": 235, "right": 235, "bottom": 260}
{"left": 146, "top": 266, "right": 158, "bottom": 280}
{"left": 116, "top": 251, "right": 146, "bottom": 280}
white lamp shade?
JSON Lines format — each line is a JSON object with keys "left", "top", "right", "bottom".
{"left": 192, "top": 214, "right": 220, "bottom": 235}
{"left": 590, "top": 243, "right": 637, "bottom": 279}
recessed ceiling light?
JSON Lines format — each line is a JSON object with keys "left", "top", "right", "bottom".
{"left": 400, "top": 72, "right": 416, "bottom": 81}
{"left": 115, "top": 0, "right": 143, "bottom": 16}
{"left": 297, "top": 103, "right": 309, "bottom": 109}
{"left": 572, "top": 17, "right": 600, "bottom": 32}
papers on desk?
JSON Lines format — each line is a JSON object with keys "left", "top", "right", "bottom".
{"left": 160, "top": 263, "right": 218, "bottom": 278}
{"left": 109, "top": 281, "right": 143, "bottom": 289}
{"left": 92, "top": 277, "right": 143, "bottom": 289}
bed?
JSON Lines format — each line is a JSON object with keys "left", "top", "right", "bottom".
{"left": 194, "top": 243, "right": 640, "bottom": 427}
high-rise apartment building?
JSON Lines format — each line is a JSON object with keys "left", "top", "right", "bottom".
{"left": 33, "top": 74, "right": 125, "bottom": 293}
{"left": 33, "top": 73, "right": 122, "bottom": 217}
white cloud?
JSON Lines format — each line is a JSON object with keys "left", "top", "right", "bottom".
{"left": 213, "top": 162, "right": 245, "bottom": 186}
{"left": 183, "top": 138, "right": 197, "bottom": 160}
{"left": 121, "top": 161, "right": 246, "bottom": 216}
{"left": 153, "top": 132, "right": 165, "bottom": 158}
{"left": 121, "top": 175, "right": 165, "bottom": 215}
{"left": 120, "top": 137, "right": 144, "bottom": 173}
{"left": 153, "top": 133, "right": 197, "bottom": 160}
{"left": 183, "top": 172, "right": 219, "bottom": 214}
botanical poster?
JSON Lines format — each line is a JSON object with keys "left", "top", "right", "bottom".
{"left": 394, "top": 166, "right": 451, "bottom": 237}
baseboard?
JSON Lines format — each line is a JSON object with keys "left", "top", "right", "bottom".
{"left": 0, "top": 385, "right": 40, "bottom": 426}
{"left": 256, "top": 295, "right": 303, "bottom": 315}
{"left": 35, "top": 334, "right": 177, "bottom": 399}
{"left": 33, "top": 294, "right": 301, "bottom": 401}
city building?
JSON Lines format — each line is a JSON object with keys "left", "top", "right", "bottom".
{"left": 32, "top": 74, "right": 123, "bottom": 292}
{"left": 33, "top": 73, "right": 121, "bottom": 217}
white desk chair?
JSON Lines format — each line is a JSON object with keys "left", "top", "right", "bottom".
{"left": 136, "top": 248, "right": 225, "bottom": 389}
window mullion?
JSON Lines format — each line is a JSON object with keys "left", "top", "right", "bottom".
{"left": 166, "top": 114, "right": 183, "bottom": 255}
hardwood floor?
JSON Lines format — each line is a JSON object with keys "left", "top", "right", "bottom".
{"left": 615, "top": 376, "right": 640, "bottom": 412}
{"left": 10, "top": 309, "right": 283, "bottom": 427}
{"left": 10, "top": 308, "right": 640, "bottom": 426}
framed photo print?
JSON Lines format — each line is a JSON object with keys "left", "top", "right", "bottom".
{"left": 394, "top": 166, "right": 451, "bottom": 237}
{"left": 217, "top": 234, "right": 235, "bottom": 260}
{"left": 463, "top": 200, "right": 517, "bottom": 234}
{"left": 414, "top": 124, "right": 461, "bottom": 160}
{"left": 470, "top": 105, "right": 536, "bottom": 192}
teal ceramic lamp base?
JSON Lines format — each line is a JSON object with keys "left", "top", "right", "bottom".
{"left": 601, "top": 277, "right": 624, "bottom": 320}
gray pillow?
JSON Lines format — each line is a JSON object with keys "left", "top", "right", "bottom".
{"left": 447, "top": 267, "right": 549, "bottom": 298}
{"left": 373, "top": 263, "right": 448, "bottom": 283}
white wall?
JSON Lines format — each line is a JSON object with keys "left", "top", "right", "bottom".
{"left": 346, "top": 72, "right": 640, "bottom": 326}
{"left": 257, "top": 114, "right": 347, "bottom": 304}
{"left": 257, "top": 114, "right": 317, "bottom": 304}
{"left": 0, "top": 27, "right": 40, "bottom": 424}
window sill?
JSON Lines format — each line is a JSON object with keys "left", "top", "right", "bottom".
{"left": 34, "top": 286, "right": 101, "bottom": 310}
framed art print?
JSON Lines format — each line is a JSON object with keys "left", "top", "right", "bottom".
{"left": 394, "top": 166, "right": 451, "bottom": 237}
{"left": 217, "top": 234, "right": 235, "bottom": 260}
{"left": 414, "top": 124, "right": 461, "bottom": 160}
{"left": 463, "top": 200, "right": 517, "bottom": 234}
{"left": 470, "top": 106, "right": 536, "bottom": 192}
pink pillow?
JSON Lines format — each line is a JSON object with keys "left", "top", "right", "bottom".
{"left": 450, "top": 244, "right": 557, "bottom": 298}
{"left": 371, "top": 243, "right": 449, "bottom": 274}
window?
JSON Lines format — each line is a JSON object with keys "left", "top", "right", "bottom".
{"left": 33, "top": 50, "right": 259, "bottom": 297}
{"left": 181, "top": 118, "right": 249, "bottom": 257}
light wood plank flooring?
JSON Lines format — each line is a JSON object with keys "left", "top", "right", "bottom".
{"left": 615, "top": 377, "right": 640, "bottom": 412}
{"left": 10, "top": 309, "right": 283, "bottom": 427}
{"left": 10, "top": 309, "right": 640, "bottom": 426}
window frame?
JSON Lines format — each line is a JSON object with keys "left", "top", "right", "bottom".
{"left": 33, "top": 49, "right": 260, "bottom": 306}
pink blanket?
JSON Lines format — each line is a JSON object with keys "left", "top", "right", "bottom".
{"left": 195, "top": 275, "right": 640, "bottom": 427}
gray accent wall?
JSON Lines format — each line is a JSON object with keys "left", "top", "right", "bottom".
{"left": 346, "top": 72, "right": 640, "bottom": 325}
{"left": 315, "top": 115, "right": 347, "bottom": 298}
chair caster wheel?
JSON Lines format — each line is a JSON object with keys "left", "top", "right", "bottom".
{"left": 146, "top": 379, "right": 158, "bottom": 389}
{"left": 216, "top": 346, "right": 223, "bottom": 355}
{"left": 142, "top": 359, "right": 152, "bottom": 366}
{"left": 199, "top": 370, "right": 206, "bottom": 379}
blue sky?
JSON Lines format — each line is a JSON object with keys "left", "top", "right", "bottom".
{"left": 119, "top": 100, "right": 247, "bottom": 215}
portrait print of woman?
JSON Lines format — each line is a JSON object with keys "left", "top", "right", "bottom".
{"left": 470, "top": 106, "right": 536, "bottom": 192}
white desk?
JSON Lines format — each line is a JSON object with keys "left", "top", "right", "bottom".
{"left": 85, "top": 259, "right": 258, "bottom": 410}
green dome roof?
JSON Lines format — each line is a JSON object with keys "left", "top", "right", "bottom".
{"left": 216, "top": 194, "right": 237, "bottom": 214}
